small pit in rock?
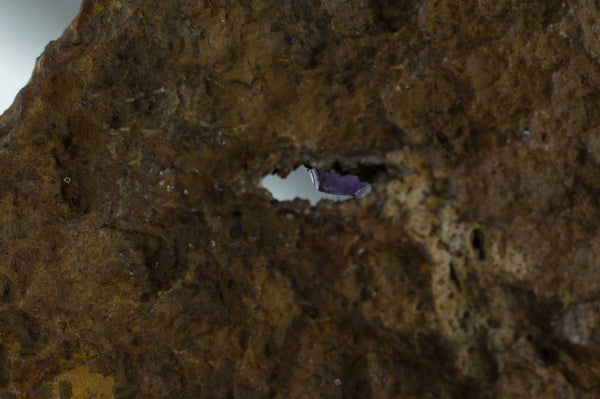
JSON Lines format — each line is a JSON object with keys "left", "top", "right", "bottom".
{"left": 261, "top": 166, "right": 372, "bottom": 205}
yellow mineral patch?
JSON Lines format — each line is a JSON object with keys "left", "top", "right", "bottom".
{"left": 50, "top": 365, "right": 115, "bottom": 399}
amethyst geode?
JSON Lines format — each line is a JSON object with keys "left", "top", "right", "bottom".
{"left": 308, "top": 169, "right": 372, "bottom": 197}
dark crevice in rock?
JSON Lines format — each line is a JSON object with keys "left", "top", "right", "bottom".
{"left": 535, "top": 346, "right": 559, "bottom": 366}
{"left": 370, "top": 0, "right": 420, "bottom": 33}
{"left": 449, "top": 262, "right": 462, "bottom": 292}
{"left": 0, "top": 346, "right": 8, "bottom": 389}
{"left": 471, "top": 228, "right": 486, "bottom": 261}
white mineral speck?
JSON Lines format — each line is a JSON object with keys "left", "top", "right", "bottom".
{"left": 211, "top": 240, "right": 216, "bottom": 247}
{"left": 334, "top": 379, "right": 342, "bottom": 386}
{"left": 183, "top": 189, "right": 189, "bottom": 195}
{"left": 159, "top": 180, "right": 165, "bottom": 186}
{"left": 63, "top": 176, "right": 71, "bottom": 184}
{"left": 358, "top": 248, "right": 365, "bottom": 255}
{"left": 286, "top": 213, "right": 294, "bottom": 220}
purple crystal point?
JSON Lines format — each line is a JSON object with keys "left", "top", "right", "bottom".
{"left": 308, "top": 169, "right": 372, "bottom": 197}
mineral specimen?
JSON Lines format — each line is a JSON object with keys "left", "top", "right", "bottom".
{"left": 0, "top": 0, "right": 599, "bottom": 397}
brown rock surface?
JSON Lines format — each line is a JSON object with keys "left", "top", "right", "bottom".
{"left": 1, "top": 0, "right": 599, "bottom": 397}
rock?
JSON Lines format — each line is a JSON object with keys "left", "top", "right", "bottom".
{"left": 0, "top": 0, "right": 599, "bottom": 397}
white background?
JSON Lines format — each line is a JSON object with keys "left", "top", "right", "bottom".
{"left": 0, "top": 0, "right": 82, "bottom": 114}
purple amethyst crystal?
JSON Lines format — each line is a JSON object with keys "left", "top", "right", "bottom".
{"left": 308, "top": 168, "right": 372, "bottom": 197}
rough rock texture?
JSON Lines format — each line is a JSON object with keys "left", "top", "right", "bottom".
{"left": 1, "top": 0, "right": 599, "bottom": 397}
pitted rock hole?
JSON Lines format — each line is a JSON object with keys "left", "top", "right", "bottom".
{"left": 471, "top": 228, "right": 486, "bottom": 260}
{"left": 260, "top": 166, "right": 371, "bottom": 205}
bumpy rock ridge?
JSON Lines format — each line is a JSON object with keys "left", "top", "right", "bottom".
{"left": 0, "top": 0, "right": 599, "bottom": 397}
